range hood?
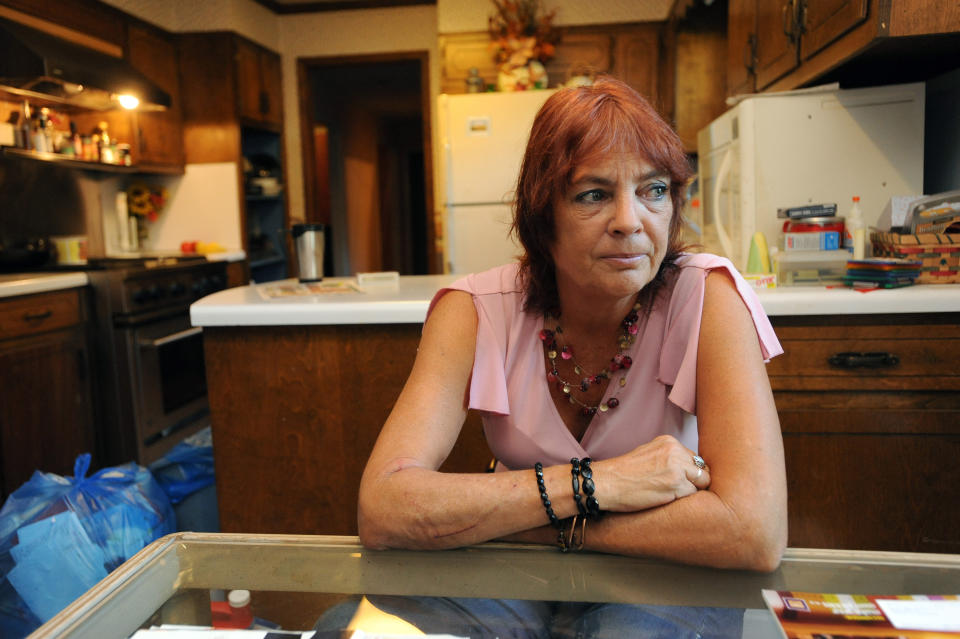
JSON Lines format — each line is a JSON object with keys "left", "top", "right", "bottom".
{"left": 0, "top": 17, "right": 170, "bottom": 111}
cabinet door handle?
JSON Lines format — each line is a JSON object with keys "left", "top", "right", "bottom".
{"left": 744, "top": 34, "right": 757, "bottom": 74}
{"left": 23, "top": 309, "right": 53, "bottom": 322}
{"left": 828, "top": 352, "right": 900, "bottom": 369}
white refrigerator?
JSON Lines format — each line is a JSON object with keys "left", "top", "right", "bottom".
{"left": 438, "top": 90, "right": 556, "bottom": 274}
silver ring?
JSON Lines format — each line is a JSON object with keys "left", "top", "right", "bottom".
{"left": 695, "top": 467, "right": 703, "bottom": 480}
{"left": 693, "top": 455, "right": 706, "bottom": 470}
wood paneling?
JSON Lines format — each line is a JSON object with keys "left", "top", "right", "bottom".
{"left": 204, "top": 325, "right": 491, "bottom": 535}
{"left": 0, "top": 0, "right": 125, "bottom": 51}
{"left": 782, "top": 432, "right": 960, "bottom": 552}
{"left": 674, "top": 28, "right": 726, "bottom": 151}
{"left": 887, "top": 0, "right": 960, "bottom": 36}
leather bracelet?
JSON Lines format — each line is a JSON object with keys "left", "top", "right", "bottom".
{"left": 558, "top": 514, "right": 586, "bottom": 552}
{"left": 581, "top": 457, "right": 601, "bottom": 520}
{"left": 534, "top": 462, "right": 561, "bottom": 529}
{"left": 570, "top": 458, "right": 587, "bottom": 517}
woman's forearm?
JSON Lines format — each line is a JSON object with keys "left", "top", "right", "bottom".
{"left": 358, "top": 463, "right": 582, "bottom": 550}
{"left": 582, "top": 487, "right": 786, "bottom": 571}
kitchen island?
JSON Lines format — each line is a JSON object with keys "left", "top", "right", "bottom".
{"left": 192, "top": 276, "right": 960, "bottom": 553}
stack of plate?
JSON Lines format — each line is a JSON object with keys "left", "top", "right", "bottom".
{"left": 843, "top": 258, "right": 922, "bottom": 289}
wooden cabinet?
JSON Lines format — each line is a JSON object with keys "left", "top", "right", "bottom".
{"left": 0, "top": 288, "right": 96, "bottom": 499}
{"left": 126, "top": 20, "right": 184, "bottom": 169}
{"left": 728, "top": 0, "right": 960, "bottom": 95}
{"left": 179, "top": 32, "right": 289, "bottom": 282}
{"left": 726, "top": 0, "right": 758, "bottom": 95}
{"left": 0, "top": 2, "right": 184, "bottom": 173}
{"left": 768, "top": 313, "right": 960, "bottom": 553}
{"left": 439, "top": 23, "right": 663, "bottom": 105}
{"left": 236, "top": 38, "right": 284, "bottom": 128}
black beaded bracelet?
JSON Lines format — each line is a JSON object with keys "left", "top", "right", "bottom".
{"left": 534, "top": 462, "right": 561, "bottom": 529}
{"left": 581, "top": 457, "right": 601, "bottom": 520}
{"left": 570, "top": 458, "right": 587, "bottom": 517}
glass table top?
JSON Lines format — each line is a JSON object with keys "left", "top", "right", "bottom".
{"left": 31, "top": 533, "right": 960, "bottom": 638}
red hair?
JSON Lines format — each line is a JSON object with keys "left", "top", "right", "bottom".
{"left": 511, "top": 76, "right": 693, "bottom": 314}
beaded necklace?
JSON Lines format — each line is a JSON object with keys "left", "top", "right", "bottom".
{"left": 539, "top": 300, "right": 643, "bottom": 417}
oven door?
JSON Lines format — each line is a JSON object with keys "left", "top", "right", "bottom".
{"left": 129, "top": 313, "right": 210, "bottom": 459}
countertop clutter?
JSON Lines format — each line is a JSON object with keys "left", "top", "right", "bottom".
{"left": 190, "top": 274, "right": 960, "bottom": 327}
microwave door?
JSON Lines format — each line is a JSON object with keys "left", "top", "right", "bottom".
{"left": 702, "top": 144, "right": 740, "bottom": 266}
{"left": 713, "top": 146, "right": 736, "bottom": 264}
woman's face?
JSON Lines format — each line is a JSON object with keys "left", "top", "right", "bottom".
{"left": 550, "top": 151, "right": 673, "bottom": 306}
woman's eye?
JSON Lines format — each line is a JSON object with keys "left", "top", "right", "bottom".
{"left": 642, "top": 183, "right": 668, "bottom": 200}
{"left": 575, "top": 189, "right": 606, "bottom": 203}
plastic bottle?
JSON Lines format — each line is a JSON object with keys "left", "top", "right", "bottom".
{"left": 211, "top": 589, "right": 254, "bottom": 629}
{"left": 844, "top": 196, "right": 866, "bottom": 260}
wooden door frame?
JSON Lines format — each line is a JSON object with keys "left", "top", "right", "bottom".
{"left": 296, "top": 51, "right": 436, "bottom": 274}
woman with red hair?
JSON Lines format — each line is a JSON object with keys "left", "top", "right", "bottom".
{"left": 351, "top": 76, "right": 786, "bottom": 637}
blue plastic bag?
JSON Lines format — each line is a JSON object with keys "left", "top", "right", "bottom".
{"left": 0, "top": 453, "right": 175, "bottom": 637}
{"left": 149, "top": 427, "right": 215, "bottom": 505}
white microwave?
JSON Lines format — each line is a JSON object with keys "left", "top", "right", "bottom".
{"left": 694, "top": 83, "right": 925, "bottom": 271}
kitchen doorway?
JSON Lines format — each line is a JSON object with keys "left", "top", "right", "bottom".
{"left": 298, "top": 52, "right": 435, "bottom": 276}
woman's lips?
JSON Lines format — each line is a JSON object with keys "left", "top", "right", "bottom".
{"left": 601, "top": 253, "right": 649, "bottom": 266}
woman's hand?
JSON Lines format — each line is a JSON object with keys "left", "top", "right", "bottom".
{"left": 593, "top": 434, "right": 711, "bottom": 512}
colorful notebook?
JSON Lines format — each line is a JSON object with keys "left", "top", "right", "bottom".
{"left": 762, "top": 590, "right": 960, "bottom": 638}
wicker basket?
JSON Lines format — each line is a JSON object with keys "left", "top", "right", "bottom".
{"left": 871, "top": 231, "right": 960, "bottom": 283}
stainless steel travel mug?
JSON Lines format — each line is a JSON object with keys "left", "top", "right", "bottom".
{"left": 291, "top": 223, "right": 325, "bottom": 282}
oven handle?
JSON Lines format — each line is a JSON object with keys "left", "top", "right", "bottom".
{"left": 140, "top": 326, "right": 203, "bottom": 349}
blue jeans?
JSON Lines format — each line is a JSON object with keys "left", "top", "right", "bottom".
{"left": 314, "top": 595, "right": 744, "bottom": 638}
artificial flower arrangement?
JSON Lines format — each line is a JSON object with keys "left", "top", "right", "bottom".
{"left": 488, "top": 0, "right": 559, "bottom": 91}
{"left": 126, "top": 182, "right": 169, "bottom": 223}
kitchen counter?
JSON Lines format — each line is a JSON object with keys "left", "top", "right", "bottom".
{"left": 196, "top": 275, "right": 960, "bottom": 545}
{"left": 0, "top": 272, "right": 89, "bottom": 298}
{"left": 0, "top": 251, "right": 244, "bottom": 301}
{"left": 191, "top": 274, "right": 960, "bottom": 326}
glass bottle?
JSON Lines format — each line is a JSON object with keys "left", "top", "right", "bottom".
{"left": 466, "top": 67, "right": 484, "bottom": 93}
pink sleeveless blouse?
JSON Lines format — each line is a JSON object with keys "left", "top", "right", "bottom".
{"left": 427, "top": 253, "right": 783, "bottom": 470}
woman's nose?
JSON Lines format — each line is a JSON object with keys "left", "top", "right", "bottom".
{"left": 610, "top": 193, "right": 644, "bottom": 235}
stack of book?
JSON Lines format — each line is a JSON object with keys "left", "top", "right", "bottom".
{"left": 843, "top": 257, "right": 922, "bottom": 289}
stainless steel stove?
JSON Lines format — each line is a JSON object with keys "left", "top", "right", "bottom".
{"left": 84, "top": 255, "right": 228, "bottom": 466}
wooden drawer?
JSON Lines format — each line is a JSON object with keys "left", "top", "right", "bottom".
{"left": 768, "top": 318, "right": 960, "bottom": 391}
{"left": 0, "top": 289, "right": 83, "bottom": 340}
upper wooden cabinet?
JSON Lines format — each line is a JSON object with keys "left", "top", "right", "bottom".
{"left": 236, "top": 37, "right": 284, "bottom": 128}
{"left": 439, "top": 23, "right": 663, "bottom": 106}
{"left": 726, "top": 0, "right": 758, "bottom": 96}
{"left": 180, "top": 32, "right": 284, "bottom": 136}
{"left": 728, "top": 0, "right": 960, "bottom": 95}
{"left": 126, "top": 21, "right": 184, "bottom": 169}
